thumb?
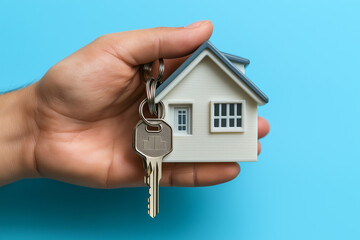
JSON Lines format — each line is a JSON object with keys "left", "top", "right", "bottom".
{"left": 97, "top": 20, "right": 213, "bottom": 66}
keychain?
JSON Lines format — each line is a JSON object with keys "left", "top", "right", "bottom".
{"left": 133, "top": 59, "right": 173, "bottom": 218}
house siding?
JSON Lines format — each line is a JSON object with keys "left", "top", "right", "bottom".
{"left": 161, "top": 52, "right": 258, "bottom": 162}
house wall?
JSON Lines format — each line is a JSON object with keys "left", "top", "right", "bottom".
{"left": 161, "top": 50, "right": 258, "bottom": 162}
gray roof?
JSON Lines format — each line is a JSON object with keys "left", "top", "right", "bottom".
{"left": 156, "top": 41, "right": 269, "bottom": 104}
{"left": 221, "top": 52, "right": 250, "bottom": 66}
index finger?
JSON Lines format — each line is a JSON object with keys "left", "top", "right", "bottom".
{"left": 98, "top": 21, "right": 213, "bottom": 66}
{"left": 161, "top": 162, "right": 240, "bottom": 187}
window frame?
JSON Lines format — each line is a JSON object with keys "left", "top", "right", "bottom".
{"left": 210, "top": 100, "right": 246, "bottom": 133}
{"left": 170, "top": 104, "right": 192, "bottom": 136}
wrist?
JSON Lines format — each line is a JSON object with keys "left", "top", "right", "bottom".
{"left": 0, "top": 83, "right": 39, "bottom": 186}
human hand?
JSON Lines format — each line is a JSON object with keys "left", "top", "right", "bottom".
{"left": 0, "top": 21, "right": 270, "bottom": 188}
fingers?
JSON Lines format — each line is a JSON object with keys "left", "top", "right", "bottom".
{"left": 163, "top": 56, "right": 190, "bottom": 79}
{"left": 161, "top": 162, "right": 240, "bottom": 187}
{"left": 258, "top": 141, "right": 261, "bottom": 155}
{"left": 258, "top": 116, "right": 270, "bottom": 139}
{"left": 98, "top": 20, "right": 213, "bottom": 66}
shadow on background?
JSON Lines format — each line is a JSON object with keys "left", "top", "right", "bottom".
{"left": 0, "top": 179, "right": 209, "bottom": 234}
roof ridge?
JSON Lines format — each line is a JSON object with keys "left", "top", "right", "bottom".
{"left": 155, "top": 40, "right": 268, "bottom": 104}
{"left": 221, "top": 52, "right": 250, "bottom": 66}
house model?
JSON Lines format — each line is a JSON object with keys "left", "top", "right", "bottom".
{"left": 155, "top": 41, "right": 268, "bottom": 162}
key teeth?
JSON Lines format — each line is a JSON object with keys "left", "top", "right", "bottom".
{"left": 145, "top": 170, "right": 159, "bottom": 218}
{"left": 147, "top": 195, "right": 151, "bottom": 209}
{"left": 147, "top": 193, "right": 154, "bottom": 217}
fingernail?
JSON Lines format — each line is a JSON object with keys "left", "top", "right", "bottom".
{"left": 185, "top": 20, "right": 209, "bottom": 28}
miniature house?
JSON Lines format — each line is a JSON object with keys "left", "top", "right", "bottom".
{"left": 155, "top": 41, "right": 268, "bottom": 162}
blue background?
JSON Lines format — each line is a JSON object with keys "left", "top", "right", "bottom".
{"left": 1, "top": 0, "right": 359, "bottom": 239}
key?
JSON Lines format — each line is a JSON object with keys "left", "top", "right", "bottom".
{"left": 133, "top": 119, "right": 173, "bottom": 218}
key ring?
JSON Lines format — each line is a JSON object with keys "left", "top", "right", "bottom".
{"left": 142, "top": 58, "right": 164, "bottom": 83}
{"left": 139, "top": 99, "right": 166, "bottom": 127}
{"left": 142, "top": 58, "right": 164, "bottom": 115}
{"left": 145, "top": 78, "right": 157, "bottom": 115}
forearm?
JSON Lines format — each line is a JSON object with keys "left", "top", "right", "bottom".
{"left": 0, "top": 85, "right": 38, "bottom": 186}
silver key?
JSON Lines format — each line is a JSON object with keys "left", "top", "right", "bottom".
{"left": 133, "top": 119, "right": 173, "bottom": 218}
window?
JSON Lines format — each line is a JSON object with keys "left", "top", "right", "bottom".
{"left": 173, "top": 106, "right": 191, "bottom": 135}
{"left": 211, "top": 101, "right": 245, "bottom": 132}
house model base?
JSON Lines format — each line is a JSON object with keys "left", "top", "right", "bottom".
{"left": 155, "top": 41, "right": 268, "bottom": 162}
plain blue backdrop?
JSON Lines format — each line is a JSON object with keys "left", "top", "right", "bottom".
{"left": 1, "top": 0, "right": 359, "bottom": 239}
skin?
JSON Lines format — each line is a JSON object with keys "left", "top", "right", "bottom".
{"left": 0, "top": 20, "right": 270, "bottom": 188}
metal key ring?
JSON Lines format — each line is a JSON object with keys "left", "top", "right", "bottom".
{"left": 142, "top": 58, "right": 164, "bottom": 82}
{"left": 145, "top": 78, "right": 157, "bottom": 115}
{"left": 139, "top": 99, "right": 166, "bottom": 127}
{"left": 139, "top": 98, "right": 165, "bottom": 119}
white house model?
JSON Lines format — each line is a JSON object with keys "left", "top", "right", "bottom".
{"left": 155, "top": 41, "right": 268, "bottom": 162}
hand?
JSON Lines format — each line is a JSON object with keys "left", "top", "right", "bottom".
{"left": 0, "top": 21, "right": 270, "bottom": 188}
